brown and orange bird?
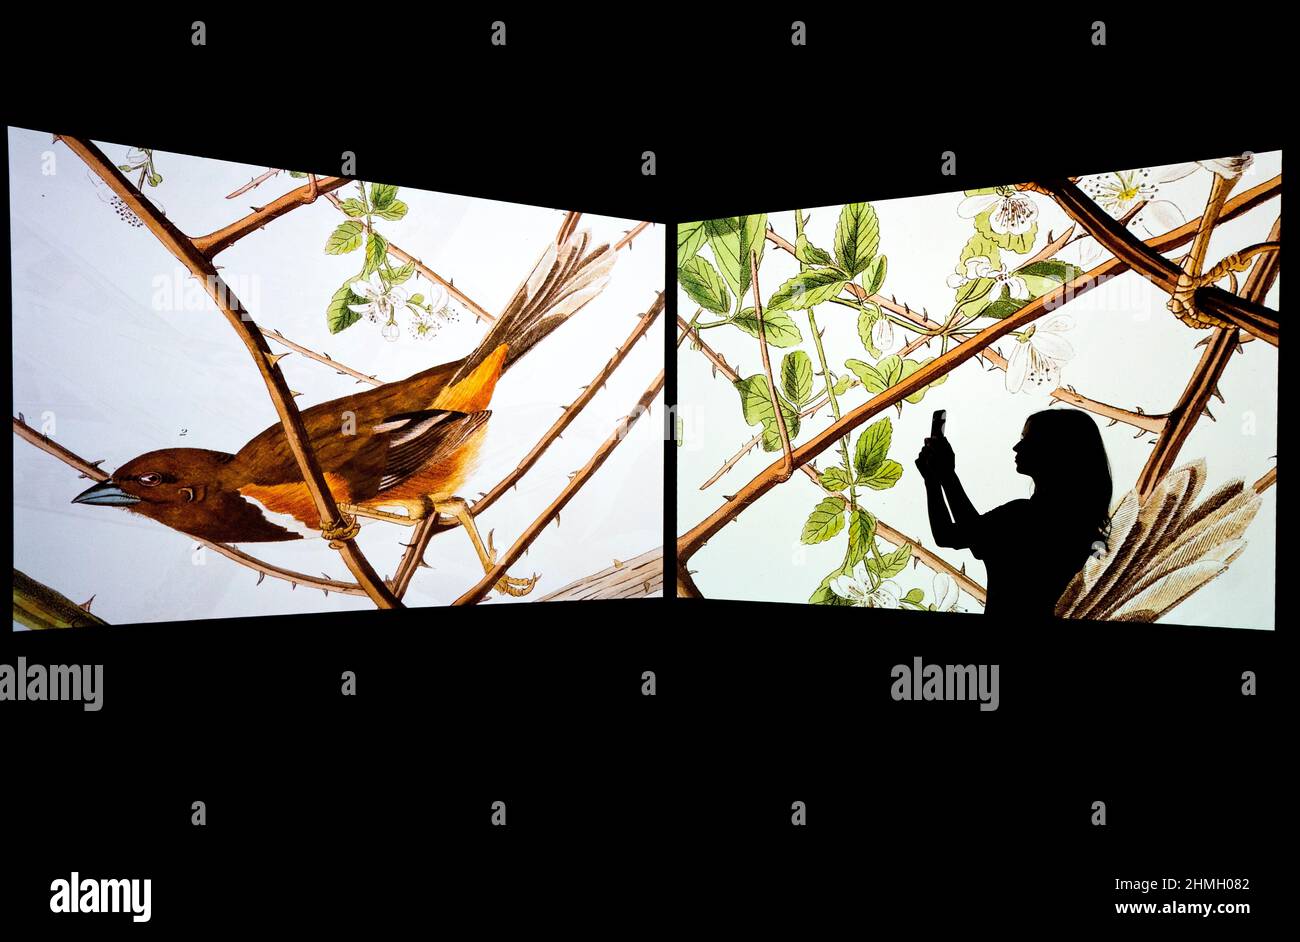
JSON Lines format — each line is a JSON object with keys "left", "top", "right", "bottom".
{"left": 72, "top": 228, "right": 617, "bottom": 597}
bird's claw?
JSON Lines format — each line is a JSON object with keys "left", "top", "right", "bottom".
{"left": 322, "top": 512, "right": 361, "bottom": 547}
{"left": 494, "top": 571, "right": 541, "bottom": 598}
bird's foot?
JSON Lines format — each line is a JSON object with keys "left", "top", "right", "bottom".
{"left": 494, "top": 571, "right": 541, "bottom": 597}
{"left": 321, "top": 512, "right": 361, "bottom": 547}
{"left": 483, "top": 528, "right": 540, "bottom": 597}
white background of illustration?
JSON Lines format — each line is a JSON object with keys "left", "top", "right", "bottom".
{"left": 11, "top": 126, "right": 664, "bottom": 626}
{"left": 678, "top": 152, "right": 1279, "bottom": 629}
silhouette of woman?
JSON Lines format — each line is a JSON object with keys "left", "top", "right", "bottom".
{"left": 916, "top": 409, "right": 1111, "bottom": 620}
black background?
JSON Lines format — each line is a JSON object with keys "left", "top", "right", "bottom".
{"left": 4, "top": 9, "right": 1286, "bottom": 931}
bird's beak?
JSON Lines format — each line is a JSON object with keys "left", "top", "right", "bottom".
{"left": 72, "top": 480, "right": 141, "bottom": 506}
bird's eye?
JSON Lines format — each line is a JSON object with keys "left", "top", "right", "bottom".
{"left": 138, "top": 473, "right": 162, "bottom": 486}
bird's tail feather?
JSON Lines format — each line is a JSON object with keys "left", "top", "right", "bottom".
{"left": 449, "top": 227, "right": 617, "bottom": 386}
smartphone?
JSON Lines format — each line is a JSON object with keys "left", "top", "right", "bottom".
{"left": 931, "top": 409, "right": 947, "bottom": 438}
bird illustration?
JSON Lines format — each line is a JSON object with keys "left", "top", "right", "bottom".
{"left": 1054, "top": 459, "right": 1262, "bottom": 621}
{"left": 72, "top": 228, "right": 617, "bottom": 597}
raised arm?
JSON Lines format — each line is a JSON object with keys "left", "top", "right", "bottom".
{"left": 916, "top": 436, "right": 979, "bottom": 549}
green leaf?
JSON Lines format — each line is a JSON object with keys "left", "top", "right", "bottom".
{"left": 858, "top": 458, "right": 903, "bottom": 490}
{"left": 876, "top": 542, "right": 912, "bottom": 578}
{"left": 956, "top": 231, "right": 1002, "bottom": 279}
{"left": 781, "top": 350, "right": 814, "bottom": 405}
{"left": 370, "top": 183, "right": 398, "bottom": 210}
{"left": 854, "top": 417, "right": 892, "bottom": 477}
{"left": 408, "top": 293, "right": 425, "bottom": 306}
{"left": 981, "top": 296, "right": 1028, "bottom": 320}
{"left": 147, "top": 173, "right": 162, "bottom": 187}
{"left": 801, "top": 496, "right": 847, "bottom": 544}
{"left": 363, "top": 231, "right": 389, "bottom": 276}
{"left": 856, "top": 302, "right": 882, "bottom": 358}
{"left": 679, "top": 256, "right": 731, "bottom": 314}
{"left": 677, "top": 220, "right": 708, "bottom": 267}
{"left": 117, "top": 164, "right": 134, "bottom": 172}
{"left": 903, "top": 587, "right": 926, "bottom": 605}
{"left": 820, "top": 466, "right": 852, "bottom": 492}
{"left": 374, "top": 199, "right": 408, "bottom": 221}
{"left": 325, "top": 221, "right": 364, "bottom": 255}
{"left": 845, "top": 358, "right": 888, "bottom": 394}
{"left": 326, "top": 279, "right": 367, "bottom": 334}
{"left": 795, "top": 233, "right": 836, "bottom": 267}
{"left": 847, "top": 508, "right": 877, "bottom": 565}
{"left": 862, "top": 254, "right": 887, "bottom": 296}
{"left": 288, "top": 171, "right": 307, "bottom": 178}
{"left": 384, "top": 260, "right": 415, "bottom": 285}
{"left": 338, "top": 198, "right": 367, "bottom": 217}
{"left": 705, "top": 214, "right": 767, "bottom": 305}
{"left": 831, "top": 374, "right": 854, "bottom": 397}
{"left": 734, "top": 375, "right": 800, "bottom": 430}
{"left": 761, "top": 414, "right": 801, "bottom": 451}
{"left": 1018, "top": 259, "right": 1083, "bottom": 284}
{"left": 834, "top": 202, "right": 880, "bottom": 277}
{"left": 731, "top": 307, "right": 803, "bottom": 347}
{"left": 767, "top": 269, "right": 850, "bottom": 312}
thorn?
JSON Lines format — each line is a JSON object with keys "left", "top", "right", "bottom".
{"left": 418, "top": 559, "right": 432, "bottom": 569}
{"left": 1106, "top": 418, "right": 1118, "bottom": 427}
{"left": 290, "top": 390, "right": 303, "bottom": 398}
{"left": 1212, "top": 385, "right": 1225, "bottom": 403}
{"left": 1235, "top": 342, "right": 1244, "bottom": 354}
{"left": 266, "top": 351, "right": 290, "bottom": 368}
{"left": 1194, "top": 336, "right": 1210, "bottom": 348}
{"left": 555, "top": 513, "right": 560, "bottom": 527}
{"left": 1132, "top": 426, "right": 1145, "bottom": 438}
{"left": 291, "top": 582, "right": 297, "bottom": 591}
{"left": 723, "top": 493, "right": 736, "bottom": 501}
{"left": 1202, "top": 406, "right": 1216, "bottom": 421}
{"left": 79, "top": 595, "right": 95, "bottom": 612}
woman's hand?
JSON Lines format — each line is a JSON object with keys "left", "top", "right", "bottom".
{"left": 915, "top": 436, "right": 955, "bottom": 481}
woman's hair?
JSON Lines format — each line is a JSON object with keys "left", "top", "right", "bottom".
{"left": 1025, "top": 409, "right": 1113, "bottom": 550}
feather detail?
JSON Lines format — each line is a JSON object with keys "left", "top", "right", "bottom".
{"left": 1056, "top": 460, "right": 1262, "bottom": 622}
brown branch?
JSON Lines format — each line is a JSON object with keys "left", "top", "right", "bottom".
{"left": 1137, "top": 218, "right": 1282, "bottom": 501}
{"left": 537, "top": 547, "right": 663, "bottom": 601}
{"left": 676, "top": 315, "right": 741, "bottom": 382}
{"left": 614, "top": 221, "right": 652, "bottom": 252}
{"left": 261, "top": 328, "right": 382, "bottom": 387}
{"left": 61, "top": 136, "right": 401, "bottom": 610}
{"left": 1254, "top": 466, "right": 1276, "bottom": 494}
{"left": 1039, "top": 178, "right": 1279, "bottom": 344}
{"left": 676, "top": 175, "right": 1282, "bottom": 566}
{"left": 389, "top": 292, "right": 665, "bottom": 597}
{"left": 193, "top": 176, "right": 349, "bottom": 257}
{"left": 749, "top": 249, "right": 792, "bottom": 480}
{"left": 13, "top": 414, "right": 368, "bottom": 597}
{"left": 454, "top": 369, "right": 665, "bottom": 606}
{"left": 225, "top": 168, "right": 282, "bottom": 199}
{"left": 14, "top": 569, "right": 109, "bottom": 629}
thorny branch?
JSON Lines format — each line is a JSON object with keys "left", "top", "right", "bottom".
{"left": 13, "top": 414, "right": 368, "bottom": 597}
{"left": 1137, "top": 218, "right": 1281, "bottom": 501}
{"left": 453, "top": 369, "right": 665, "bottom": 606}
{"left": 676, "top": 175, "right": 1282, "bottom": 584}
{"left": 194, "top": 176, "right": 349, "bottom": 257}
{"left": 749, "top": 248, "right": 793, "bottom": 480}
{"left": 59, "top": 135, "right": 402, "bottom": 609}
{"left": 1039, "top": 178, "right": 1279, "bottom": 344}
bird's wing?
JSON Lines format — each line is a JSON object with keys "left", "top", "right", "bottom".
{"left": 370, "top": 409, "right": 491, "bottom": 492}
